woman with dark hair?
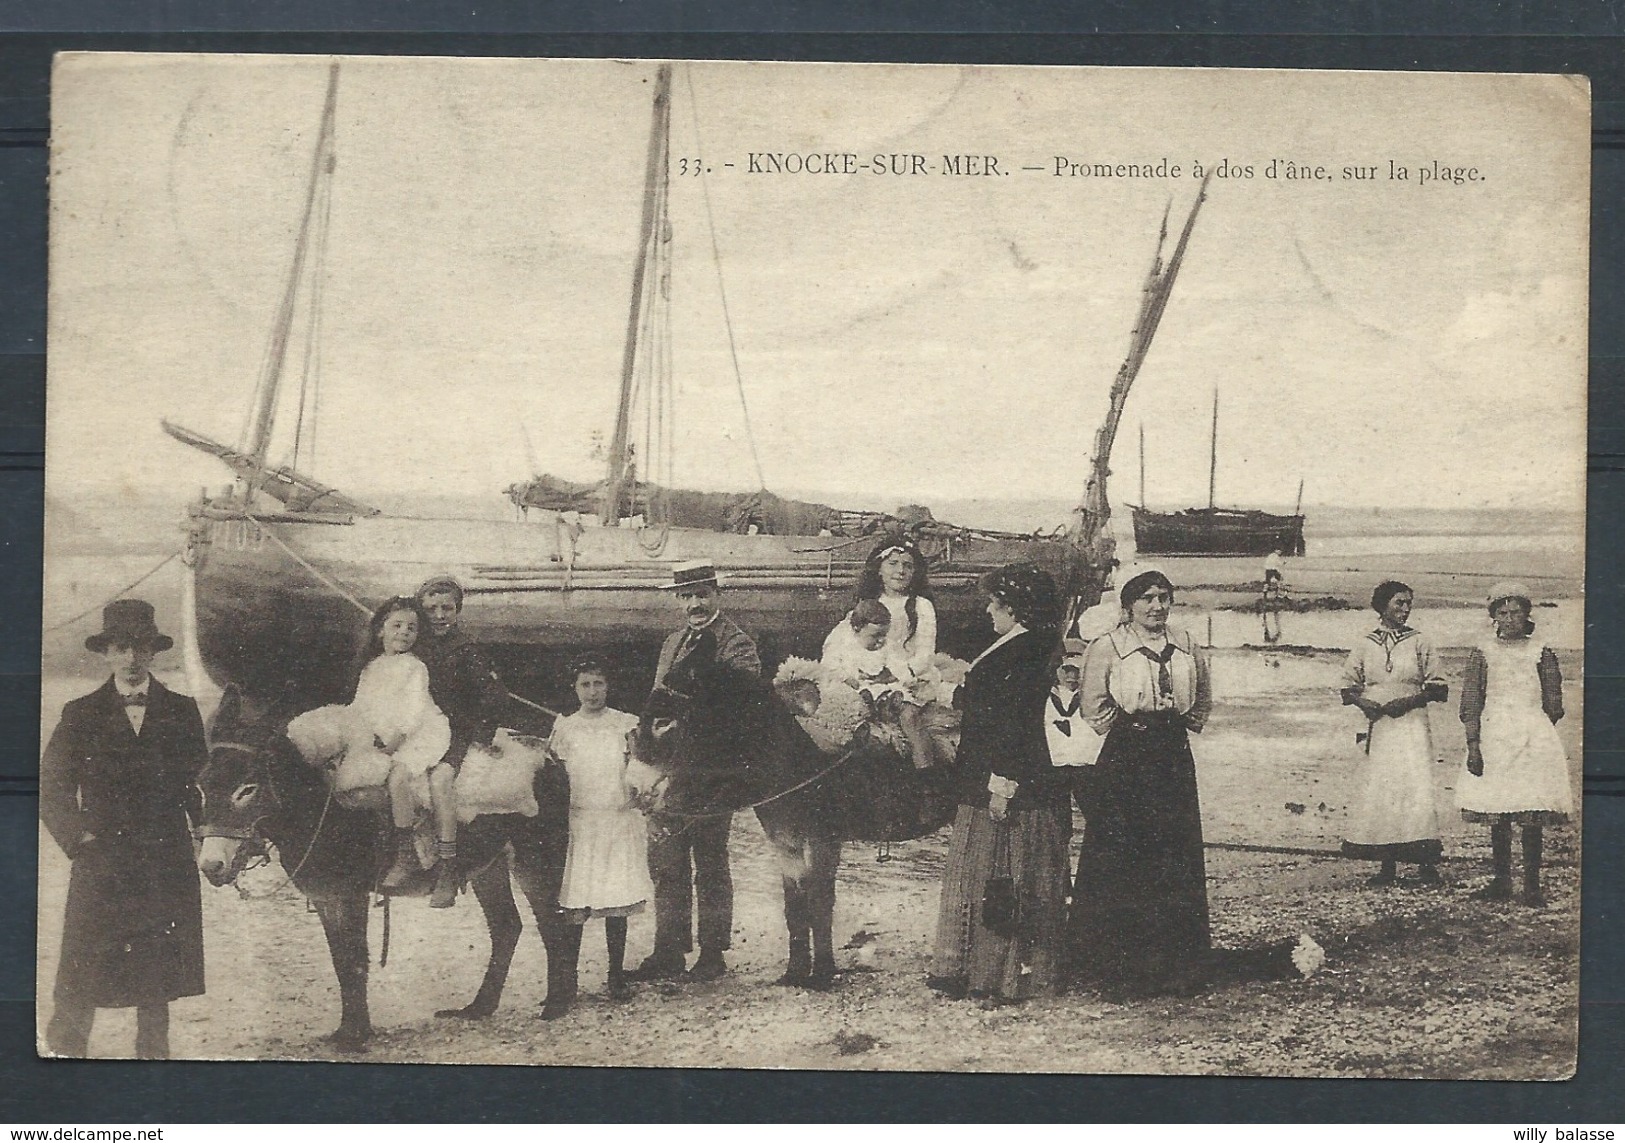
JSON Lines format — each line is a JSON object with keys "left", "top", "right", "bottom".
{"left": 1067, "top": 570, "right": 1213, "bottom": 1000}
{"left": 1457, "top": 583, "right": 1573, "bottom": 906}
{"left": 1338, "top": 580, "right": 1449, "bottom": 887}
{"left": 855, "top": 538, "right": 942, "bottom": 769}
{"left": 929, "top": 562, "right": 1069, "bottom": 1006}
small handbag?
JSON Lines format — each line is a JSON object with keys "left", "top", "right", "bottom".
{"left": 980, "top": 825, "right": 1022, "bottom": 940}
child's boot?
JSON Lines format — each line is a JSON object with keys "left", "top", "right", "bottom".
{"left": 381, "top": 828, "right": 419, "bottom": 890}
{"left": 1473, "top": 821, "right": 1514, "bottom": 900}
{"left": 429, "top": 840, "right": 459, "bottom": 908}
{"left": 1521, "top": 825, "right": 1546, "bottom": 907}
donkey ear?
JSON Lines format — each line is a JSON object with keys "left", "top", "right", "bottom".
{"left": 208, "top": 684, "right": 246, "bottom": 741}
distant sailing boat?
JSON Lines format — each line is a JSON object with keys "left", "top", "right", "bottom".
{"left": 1130, "top": 390, "right": 1307, "bottom": 557}
{"left": 165, "top": 61, "right": 1211, "bottom": 711}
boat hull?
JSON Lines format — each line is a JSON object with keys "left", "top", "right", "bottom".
{"left": 1130, "top": 506, "right": 1306, "bottom": 558}
{"left": 188, "top": 510, "right": 1097, "bottom": 718}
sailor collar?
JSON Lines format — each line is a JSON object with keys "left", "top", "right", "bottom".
{"left": 1108, "top": 624, "right": 1194, "bottom": 660}
{"left": 1366, "top": 625, "right": 1417, "bottom": 647}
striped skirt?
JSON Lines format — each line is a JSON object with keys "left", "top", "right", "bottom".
{"left": 931, "top": 799, "right": 1071, "bottom": 1001}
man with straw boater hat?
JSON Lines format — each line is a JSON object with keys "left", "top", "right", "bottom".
{"left": 40, "top": 599, "right": 208, "bottom": 1058}
{"left": 628, "top": 559, "right": 760, "bottom": 983}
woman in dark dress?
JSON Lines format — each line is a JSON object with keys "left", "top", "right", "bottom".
{"left": 1067, "top": 570, "right": 1213, "bottom": 1000}
{"left": 929, "top": 563, "right": 1069, "bottom": 1006}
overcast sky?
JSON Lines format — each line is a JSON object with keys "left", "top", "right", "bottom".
{"left": 46, "top": 55, "right": 1589, "bottom": 519}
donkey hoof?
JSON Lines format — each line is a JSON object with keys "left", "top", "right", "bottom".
{"left": 775, "top": 970, "right": 810, "bottom": 988}
{"left": 435, "top": 1003, "right": 496, "bottom": 1021}
{"left": 803, "top": 971, "right": 838, "bottom": 992}
{"left": 324, "top": 1027, "right": 371, "bottom": 1053}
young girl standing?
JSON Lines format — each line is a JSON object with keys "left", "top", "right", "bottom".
{"left": 544, "top": 657, "right": 658, "bottom": 1018}
{"left": 1458, "top": 583, "right": 1574, "bottom": 906}
{"left": 856, "top": 539, "right": 941, "bottom": 769}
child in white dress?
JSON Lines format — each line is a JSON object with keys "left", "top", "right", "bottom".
{"left": 819, "top": 598, "right": 897, "bottom": 700}
{"left": 544, "top": 656, "right": 659, "bottom": 1018}
{"left": 856, "top": 539, "right": 942, "bottom": 769}
{"left": 289, "top": 597, "right": 456, "bottom": 902}
{"left": 1458, "top": 584, "right": 1573, "bottom": 907}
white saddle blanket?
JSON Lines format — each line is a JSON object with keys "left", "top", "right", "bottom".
{"left": 286, "top": 709, "right": 545, "bottom": 822}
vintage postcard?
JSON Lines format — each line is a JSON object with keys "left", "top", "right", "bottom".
{"left": 39, "top": 54, "right": 1586, "bottom": 1075}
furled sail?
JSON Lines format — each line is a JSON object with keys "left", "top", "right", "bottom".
{"left": 164, "top": 419, "right": 377, "bottom": 517}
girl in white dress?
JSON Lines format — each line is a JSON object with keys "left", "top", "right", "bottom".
{"left": 856, "top": 539, "right": 942, "bottom": 769}
{"left": 1458, "top": 583, "right": 1573, "bottom": 907}
{"left": 1338, "top": 581, "right": 1449, "bottom": 887}
{"left": 331, "top": 598, "right": 457, "bottom": 901}
{"left": 545, "top": 657, "right": 659, "bottom": 1017}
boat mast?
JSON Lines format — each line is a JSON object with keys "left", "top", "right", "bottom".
{"left": 1207, "top": 389, "right": 1218, "bottom": 510}
{"left": 1138, "top": 423, "right": 1146, "bottom": 505}
{"left": 1075, "top": 173, "right": 1212, "bottom": 572}
{"left": 1294, "top": 477, "right": 1305, "bottom": 516}
{"left": 239, "top": 60, "right": 341, "bottom": 503}
{"left": 601, "top": 63, "right": 674, "bottom": 524}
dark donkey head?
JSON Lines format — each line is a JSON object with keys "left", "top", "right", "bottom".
{"left": 635, "top": 634, "right": 834, "bottom": 819}
{"left": 195, "top": 687, "right": 294, "bottom": 887}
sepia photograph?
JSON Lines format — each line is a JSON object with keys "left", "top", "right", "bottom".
{"left": 38, "top": 54, "right": 1587, "bottom": 1076}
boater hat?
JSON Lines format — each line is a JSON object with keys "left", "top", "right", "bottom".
{"left": 663, "top": 559, "right": 721, "bottom": 590}
{"left": 85, "top": 598, "right": 174, "bottom": 653}
{"left": 1486, "top": 581, "right": 1533, "bottom": 610}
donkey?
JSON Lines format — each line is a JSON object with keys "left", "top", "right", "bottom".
{"left": 637, "top": 637, "right": 955, "bottom": 990}
{"left": 194, "top": 689, "right": 573, "bottom": 1052}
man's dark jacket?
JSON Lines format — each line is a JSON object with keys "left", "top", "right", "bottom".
{"left": 40, "top": 676, "right": 208, "bottom": 1008}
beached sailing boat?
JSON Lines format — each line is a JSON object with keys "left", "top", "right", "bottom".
{"left": 165, "top": 61, "right": 1210, "bottom": 712}
{"left": 1130, "top": 391, "right": 1307, "bottom": 558}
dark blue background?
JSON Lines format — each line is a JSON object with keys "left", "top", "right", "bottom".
{"left": 1, "top": 2, "right": 1622, "bottom": 1122}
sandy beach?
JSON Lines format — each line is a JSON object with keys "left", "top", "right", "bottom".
{"left": 34, "top": 516, "right": 1583, "bottom": 1076}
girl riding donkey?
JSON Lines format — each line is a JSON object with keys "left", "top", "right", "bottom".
{"left": 289, "top": 596, "right": 462, "bottom": 906}
{"left": 855, "top": 538, "right": 945, "bottom": 771}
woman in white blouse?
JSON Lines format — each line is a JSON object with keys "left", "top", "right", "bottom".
{"left": 1067, "top": 570, "right": 1214, "bottom": 1001}
{"left": 1340, "top": 580, "right": 1448, "bottom": 887}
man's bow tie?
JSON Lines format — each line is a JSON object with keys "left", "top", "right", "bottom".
{"left": 121, "top": 693, "right": 148, "bottom": 708}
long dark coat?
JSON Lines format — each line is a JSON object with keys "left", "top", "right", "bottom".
{"left": 951, "top": 629, "right": 1066, "bottom": 811}
{"left": 40, "top": 677, "right": 208, "bottom": 1008}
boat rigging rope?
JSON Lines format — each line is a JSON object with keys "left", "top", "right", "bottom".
{"left": 683, "top": 65, "right": 768, "bottom": 493}
{"left": 246, "top": 513, "right": 372, "bottom": 616}
{"left": 43, "top": 549, "right": 181, "bottom": 634}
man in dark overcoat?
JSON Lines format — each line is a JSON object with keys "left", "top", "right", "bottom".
{"left": 628, "top": 560, "right": 761, "bottom": 983}
{"left": 40, "top": 600, "right": 208, "bottom": 1058}
{"left": 408, "top": 576, "right": 511, "bottom": 906}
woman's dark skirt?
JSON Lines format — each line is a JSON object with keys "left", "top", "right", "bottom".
{"left": 1068, "top": 712, "right": 1210, "bottom": 997}
{"left": 932, "top": 798, "right": 1071, "bottom": 1001}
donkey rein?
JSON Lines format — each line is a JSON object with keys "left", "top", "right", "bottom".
{"left": 654, "top": 745, "right": 862, "bottom": 821}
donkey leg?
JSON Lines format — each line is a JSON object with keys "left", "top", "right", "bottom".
{"left": 766, "top": 829, "right": 813, "bottom": 985}
{"left": 806, "top": 836, "right": 844, "bottom": 990}
{"left": 511, "top": 831, "right": 574, "bottom": 1018}
{"left": 314, "top": 892, "right": 372, "bottom": 1052}
{"left": 435, "top": 858, "right": 522, "bottom": 1020}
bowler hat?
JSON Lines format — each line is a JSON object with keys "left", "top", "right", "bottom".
{"left": 85, "top": 599, "right": 173, "bottom": 653}
{"left": 662, "top": 559, "right": 721, "bottom": 591}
